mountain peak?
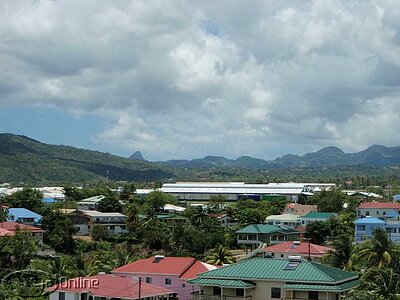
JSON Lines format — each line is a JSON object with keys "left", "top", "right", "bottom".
{"left": 129, "top": 151, "right": 145, "bottom": 161}
{"left": 316, "top": 146, "right": 345, "bottom": 155}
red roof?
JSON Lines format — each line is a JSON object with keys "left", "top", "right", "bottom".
{"left": 49, "top": 274, "right": 174, "bottom": 299}
{"left": 263, "top": 241, "right": 332, "bottom": 257}
{"left": 113, "top": 256, "right": 216, "bottom": 279}
{"left": 0, "top": 222, "right": 44, "bottom": 232}
{"left": 0, "top": 228, "right": 14, "bottom": 236}
{"left": 359, "top": 202, "right": 400, "bottom": 209}
{"left": 180, "top": 261, "right": 217, "bottom": 279}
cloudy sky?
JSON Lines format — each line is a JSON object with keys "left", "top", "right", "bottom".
{"left": 1, "top": 0, "right": 400, "bottom": 161}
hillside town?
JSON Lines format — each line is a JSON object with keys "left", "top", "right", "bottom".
{"left": 0, "top": 181, "right": 399, "bottom": 299}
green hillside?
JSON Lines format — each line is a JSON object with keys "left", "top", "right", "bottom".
{"left": 0, "top": 134, "right": 175, "bottom": 184}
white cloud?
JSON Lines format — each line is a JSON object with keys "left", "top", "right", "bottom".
{"left": 1, "top": 0, "right": 400, "bottom": 160}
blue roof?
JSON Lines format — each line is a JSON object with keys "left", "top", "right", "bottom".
{"left": 393, "top": 195, "right": 400, "bottom": 200}
{"left": 385, "top": 211, "right": 400, "bottom": 218}
{"left": 43, "top": 197, "right": 56, "bottom": 204}
{"left": 354, "top": 217, "right": 385, "bottom": 225}
{"left": 7, "top": 208, "right": 42, "bottom": 224}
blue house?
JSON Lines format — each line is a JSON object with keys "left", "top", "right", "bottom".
{"left": 7, "top": 208, "right": 42, "bottom": 226}
{"left": 354, "top": 215, "right": 400, "bottom": 243}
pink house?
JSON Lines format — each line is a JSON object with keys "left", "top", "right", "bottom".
{"left": 112, "top": 256, "right": 217, "bottom": 300}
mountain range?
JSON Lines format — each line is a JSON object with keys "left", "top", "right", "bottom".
{"left": 1, "top": 133, "right": 400, "bottom": 184}
{"left": 160, "top": 145, "right": 400, "bottom": 169}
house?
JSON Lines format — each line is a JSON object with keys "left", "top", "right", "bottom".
{"left": 0, "top": 222, "right": 44, "bottom": 244}
{"left": 299, "top": 212, "right": 337, "bottom": 226}
{"left": 261, "top": 240, "right": 333, "bottom": 262}
{"left": 112, "top": 255, "right": 217, "bottom": 300}
{"left": 354, "top": 215, "right": 400, "bottom": 243}
{"left": 48, "top": 274, "right": 176, "bottom": 300}
{"left": 77, "top": 195, "right": 106, "bottom": 210}
{"left": 7, "top": 208, "right": 42, "bottom": 226}
{"left": 138, "top": 214, "right": 189, "bottom": 227}
{"left": 356, "top": 202, "right": 400, "bottom": 218}
{"left": 265, "top": 214, "right": 301, "bottom": 229}
{"left": 188, "top": 257, "right": 360, "bottom": 300}
{"left": 73, "top": 210, "right": 127, "bottom": 236}
{"left": 236, "top": 224, "right": 300, "bottom": 247}
{"left": 209, "top": 214, "right": 239, "bottom": 228}
{"left": 284, "top": 203, "right": 318, "bottom": 215}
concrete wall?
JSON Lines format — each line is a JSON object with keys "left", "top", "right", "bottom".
{"left": 49, "top": 291, "right": 78, "bottom": 300}
{"left": 112, "top": 272, "right": 197, "bottom": 300}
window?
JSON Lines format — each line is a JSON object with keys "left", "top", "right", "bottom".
{"left": 357, "top": 225, "right": 366, "bottom": 231}
{"left": 366, "top": 211, "right": 370, "bottom": 216}
{"left": 236, "top": 289, "right": 244, "bottom": 297}
{"left": 280, "top": 254, "right": 284, "bottom": 258}
{"left": 308, "top": 291, "right": 318, "bottom": 300}
{"left": 182, "top": 284, "right": 186, "bottom": 287}
{"left": 213, "top": 286, "right": 221, "bottom": 295}
{"left": 383, "top": 212, "right": 386, "bottom": 216}
{"left": 59, "top": 293, "right": 65, "bottom": 300}
{"left": 271, "top": 287, "right": 281, "bottom": 298}
{"left": 377, "top": 211, "right": 379, "bottom": 215}
{"left": 146, "top": 277, "right": 152, "bottom": 284}
{"left": 165, "top": 278, "right": 172, "bottom": 285}
{"left": 109, "top": 225, "right": 115, "bottom": 230}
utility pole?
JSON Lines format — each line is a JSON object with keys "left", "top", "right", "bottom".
{"left": 138, "top": 277, "right": 142, "bottom": 300}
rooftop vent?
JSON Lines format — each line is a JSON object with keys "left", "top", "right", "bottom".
{"left": 153, "top": 255, "right": 165, "bottom": 263}
{"left": 293, "top": 241, "right": 301, "bottom": 245}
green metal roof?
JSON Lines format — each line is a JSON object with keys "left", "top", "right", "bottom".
{"left": 301, "top": 212, "right": 338, "bottom": 219}
{"left": 235, "top": 224, "right": 298, "bottom": 235}
{"left": 188, "top": 278, "right": 255, "bottom": 288}
{"left": 196, "top": 258, "right": 358, "bottom": 284}
{"left": 283, "top": 279, "right": 360, "bottom": 292}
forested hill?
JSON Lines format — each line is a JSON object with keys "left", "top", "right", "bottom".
{"left": 0, "top": 134, "right": 175, "bottom": 184}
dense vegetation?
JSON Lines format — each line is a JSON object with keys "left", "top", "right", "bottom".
{"left": 0, "top": 133, "right": 175, "bottom": 184}
{"left": 1, "top": 187, "right": 400, "bottom": 298}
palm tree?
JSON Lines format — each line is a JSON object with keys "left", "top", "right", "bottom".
{"left": 192, "top": 207, "right": 207, "bottom": 226}
{"left": 350, "top": 228, "right": 400, "bottom": 269}
{"left": 362, "top": 267, "right": 400, "bottom": 300}
{"left": 324, "top": 233, "right": 354, "bottom": 270}
{"left": 206, "top": 245, "right": 235, "bottom": 266}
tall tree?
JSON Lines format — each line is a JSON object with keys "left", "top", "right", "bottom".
{"left": 97, "top": 197, "right": 122, "bottom": 213}
{"left": 3, "top": 188, "right": 44, "bottom": 213}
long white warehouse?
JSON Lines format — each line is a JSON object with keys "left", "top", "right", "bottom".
{"left": 161, "top": 182, "right": 335, "bottom": 202}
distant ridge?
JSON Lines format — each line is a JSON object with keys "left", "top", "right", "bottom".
{"left": 161, "top": 145, "right": 400, "bottom": 169}
{"left": 0, "top": 133, "right": 174, "bottom": 184}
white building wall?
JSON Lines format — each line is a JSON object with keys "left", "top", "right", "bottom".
{"left": 49, "top": 291, "right": 78, "bottom": 300}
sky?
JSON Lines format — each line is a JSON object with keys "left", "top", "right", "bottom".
{"left": 1, "top": 0, "right": 400, "bottom": 161}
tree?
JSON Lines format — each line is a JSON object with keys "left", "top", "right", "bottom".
{"left": 324, "top": 233, "right": 354, "bottom": 270}
{"left": 362, "top": 267, "right": 400, "bottom": 300}
{"left": 267, "top": 197, "right": 288, "bottom": 215}
{"left": 119, "top": 183, "right": 136, "bottom": 201}
{"left": 206, "top": 245, "right": 235, "bottom": 266}
{"left": 145, "top": 191, "right": 177, "bottom": 217}
{"left": 3, "top": 188, "right": 44, "bottom": 213}
{"left": 0, "top": 230, "right": 37, "bottom": 271}
{"left": 41, "top": 209, "right": 76, "bottom": 253}
{"left": 125, "top": 202, "right": 140, "bottom": 233}
{"left": 209, "top": 195, "right": 226, "bottom": 212}
{"left": 141, "top": 220, "right": 171, "bottom": 250}
{"left": 305, "top": 221, "right": 331, "bottom": 245}
{"left": 308, "top": 189, "right": 347, "bottom": 213}
{"left": 91, "top": 224, "right": 110, "bottom": 241}
{"left": 97, "top": 197, "right": 122, "bottom": 213}
{"left": 350, "top": 228, "right": 400, "bottom": 270}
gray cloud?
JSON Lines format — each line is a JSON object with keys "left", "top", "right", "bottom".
{"left": 1, "top": 0, "right": 400, "bottom": 160}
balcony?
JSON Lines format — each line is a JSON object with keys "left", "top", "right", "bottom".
{"left": 192, "top": 295, "right": 252, "bottom": 300}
